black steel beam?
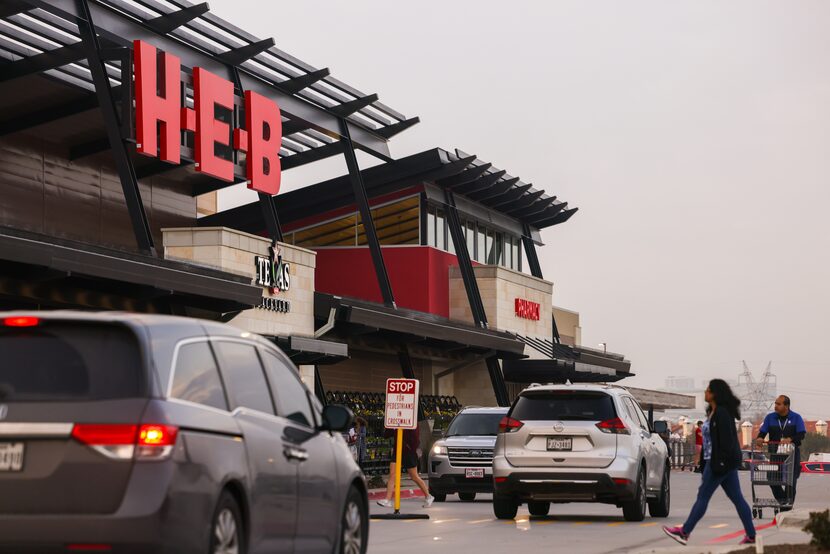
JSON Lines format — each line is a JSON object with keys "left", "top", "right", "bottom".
{"left": 463, "top": 176, "right": 518, "bottom": 201}
{"left": 218, "top": 38, "right": 275, "bottom": 66}
{"left": 444, "top": 189, "right": 488, "bottom": 328}
{"left": 258, "top": 193, "right": 284, "bottom": 243}
{"left": 281, "top": 141, "right": 345, "bottom": 171}
{"left": 69, "top": 137, "right": 110, "bottom": 160}
{"left": 454, "top": 171, "right": 509, "bottom": 196}
{"left": 314, "top": 366, "right": 327, "bottom": 406}
{"left": 485, "top": 183, "right": 534, "bottom": 208}
{"left": 0, "top": 42, "right": 85, "bottom": 83}
{"left": 485, "top": 356, "right": 510, "bottom": 407}
{"left": 521, "top": 223, "right": 543, "bottom": 279}
{"left": 507, "top": 195, "right": 557, "bottom": 219}
{"left": 527, "top": 202, "right": 568, "bottom": 226}
{"left": 0, "top": 0, "right": 31, "bottom": 18}
{"left": 330, "top": 93, "right": 378, "bottom": 117}
{"left": 145, "top": 2, "right": 209, "bottom": 34}
{"left": 532, "top": 207, "right": 579, "bottom": 228}
{"left": 436, "top": 162, "right": 492, "bottom": 188}
{"left": 498, "top": 189, "right": 546, "bottom": 214}
{"left": 340, "top": 118, "right": 395, "bottom": 307}
{"left": 75, "top": 0, "right": 155, "bottom": 255}
{"left": 279, "top": 68, "right": 330, "bottom": 94}
{"left": 374, "top": 117, "right": 420, "bottom": 140}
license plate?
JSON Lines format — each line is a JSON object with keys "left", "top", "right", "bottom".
{"left": 0, "top": 443, "right": 24, "bottom": 472}
{"left": 547, "top": 437, "right": 572, "bottom": 451}
{"left": 465, "top": 468, "right": 485, "bottom": 479}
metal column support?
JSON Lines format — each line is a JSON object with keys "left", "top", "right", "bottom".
{"left": 522, "top": 223, "right": 561, "bottom": 345}
{"left": 339, "top": 119, "right": 396, "bottom": 307}
{"left": 314, "top": 366, "right": 327, "bottom": 407}
{"left": 445, "top": 189, "right": 509, "bottom": 407}
{"left": 397, "top": 346, "right": 426, "bottom": 420}
{"left": 75, "top": 0, "right": 156, "bottom": 256}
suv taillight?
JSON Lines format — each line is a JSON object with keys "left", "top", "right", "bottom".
{"left": 72, "top": 424, "right": 178, "bottom": 460}
{"left": 595, "top": 417, "right": 630, "bottom": 435}
{"left": 499, "top": 416, "right": 524, "bottom": 433}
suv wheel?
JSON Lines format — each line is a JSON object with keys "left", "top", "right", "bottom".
{"left": 458, "top": 492, "right": 476, "bottom": 502}
{"left": 429, "top": 490, "right": 447, "bottom": 503}
{"left": 210, "top": 491, "right": 245, "bottom": 554}
{"left": 340, "top": 486, "right": 367, "bottom": 554}
{"left": 528, "top": 501, "right": 550, "bottom": 517}
{"left": 622, "top": 466, "right": 647, "bottom": 522}
{"left": 493, "top": 495, "right": 519, "bottom": 520}
{"left": 648, "top": 465, "right": 670, "bottom": 518}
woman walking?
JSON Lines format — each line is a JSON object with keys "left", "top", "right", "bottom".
{"left": 663, "top": 379, "right": 756, "bottom": 546}
{"left": 376, "top": 427, "right": 433, "bottom": 509}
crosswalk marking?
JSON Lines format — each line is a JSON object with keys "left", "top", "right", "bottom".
{"left": 468, "top": 519, "right": 493, "bottom": 524}
{"left": 710, "top": 523, "right": 729, "bottom": 529}
{"left": 640, "top": 522, "right": 657, "bottom": 527}
{"left": 607, "top": 522, "right": 626, "bottom": 526}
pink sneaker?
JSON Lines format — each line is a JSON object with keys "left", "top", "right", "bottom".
{"left": 739, "top": 535, "right": 756, "bottom": 545}
{"left": 662, "top": 525, "right": 689, "bottom": 546}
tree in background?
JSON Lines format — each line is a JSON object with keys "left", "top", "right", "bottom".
{"left": 801, "top": 433, "right": 830, "bottom": 459}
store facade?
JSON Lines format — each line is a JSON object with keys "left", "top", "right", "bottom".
{"left": 1, "top": 0, "right": 631, "bottom": 473}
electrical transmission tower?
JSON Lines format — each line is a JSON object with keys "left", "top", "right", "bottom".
{"left": 738, "top": 361, "right": 777, "bottom": 421}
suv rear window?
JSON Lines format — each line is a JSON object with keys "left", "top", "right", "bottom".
{"left": 446, "top": 413, "right": 504, "bottom": 436}
{"left": 511, "top": 391, "right": 616, "bottom": 421}
{"left": 0, "top": 322, "right": 143, "bottom": 401}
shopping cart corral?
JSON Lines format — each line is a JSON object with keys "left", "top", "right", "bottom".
{"left": 749, "top": 441, "right": 796, "bottom": 519}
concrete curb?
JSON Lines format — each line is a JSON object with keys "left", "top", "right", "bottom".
{"left": 629, "top": 546, "right": 739, "bottom": 554}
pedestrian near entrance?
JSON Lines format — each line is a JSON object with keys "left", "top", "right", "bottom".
{"left": 755, "top": 395, "right": 806, "bottom": 509}
{"left": 663, "top": 379, "right": 757, "bottom": 546}
{"left": 694, "top": 421, "right": 704, "bottom": 473}
{"left": 377, "top": 428, "right": 434, "bottom": 509}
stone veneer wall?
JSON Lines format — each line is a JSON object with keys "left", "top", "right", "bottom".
{"left": 162, "top": 227, "right": 316, "bottom": 338}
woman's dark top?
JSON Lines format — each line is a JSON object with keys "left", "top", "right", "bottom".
{"left": 709, "top": 407, "right": 742, "bottom": 475}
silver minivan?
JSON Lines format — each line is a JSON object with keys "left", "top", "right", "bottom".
{"left": 492, "top": 383, "right": 670, "bottom": 521}
{"left": 0, "top": 311, "right": 366, "bottom": 554}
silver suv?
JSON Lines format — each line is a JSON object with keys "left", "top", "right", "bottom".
{"left": 428, "top": 407, "right": 509, "bottom": 502}
{"left": 492, "top": 384, "right": 670, "bottom": 521}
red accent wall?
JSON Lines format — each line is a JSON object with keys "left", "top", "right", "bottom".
{"left": 314, "top": 246, "right": 461, "bottom": 317}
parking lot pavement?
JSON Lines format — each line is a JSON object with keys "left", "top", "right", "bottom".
{"left": 368, "top": 472, "right": 829, "bottom": 554}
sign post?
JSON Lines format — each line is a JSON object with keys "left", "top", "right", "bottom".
{"left": 370, "top": 378, "right": 429, "bottom": 520}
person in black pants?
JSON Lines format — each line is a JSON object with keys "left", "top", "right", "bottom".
{"left": 755, "top": 395, "right": 806, "bottom": 509}
{"left": 663, "top": 379, "right": 756, "bottom": 546}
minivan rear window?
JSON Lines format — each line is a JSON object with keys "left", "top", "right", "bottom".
{"left": 511, "top": 391, "right": 616, "bottom": 421}
{"left": 0, "top": 322, "right": 143, "bottom": 401}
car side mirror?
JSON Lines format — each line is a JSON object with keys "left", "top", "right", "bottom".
{"left": 320, "top": 404, "right": 353, "bottom": 433}
{"left": 652, "top": 420, "right": 668, "bottom": 435}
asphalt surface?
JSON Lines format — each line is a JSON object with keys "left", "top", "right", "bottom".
{"left": 368, "top": 471, "right": 830, "bottom": 553}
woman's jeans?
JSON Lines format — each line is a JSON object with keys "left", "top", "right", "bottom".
{"left": 682, "top": 463, "right": 756, "bottom": 537}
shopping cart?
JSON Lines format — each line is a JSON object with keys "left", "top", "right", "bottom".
{"left": 749, "top": 440, "right": 796, "bottom": 519}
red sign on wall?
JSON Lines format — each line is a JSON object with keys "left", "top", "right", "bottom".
{"left": 515, "top": 298, "right": 540, "bottom": 321}
{"left": 133, "top": 40, "right": 282, "bottom": 195}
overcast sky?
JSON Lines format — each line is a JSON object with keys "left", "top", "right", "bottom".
{"left": 212, "top": 0, "right": 830, "bottom": 418}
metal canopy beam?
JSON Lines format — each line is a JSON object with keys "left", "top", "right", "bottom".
{"left": 498, "top": 189, "right": 545, "bottom": 213}
{"left": 453, "top": 170, "right": 508, "bottom": 195}
{"left": 144, "top": 2, "right": 209, "bottom": 34}
{"left": 521, "top": 223, "right": 543, "bottom": 279}
{"left": 218, "top": 37, "right": 275, "bottom": 66}
{"left": 436, "top": 162, "right": 492, "bottom": 188}
{"left": 463, "top": 175, "right": 517, "bottom": 201}
{"left": 374, "top": 117, "right": 420, "bottom": 140}
{"left": 281, "top": 141, "right": 344, "bottom": 171}
{"left": 75, "top": 0, "right": 155, "bottom": 255}
{"left": 0, "top": 42, "right": 85, "bottom": 83}
{"left": 532, "top": 207, "right": 578, "bottom": 228}
{"left": 18, "top": 0, "right": 395, "bottom": 159}
{"left": 330, "top": 93, "right": 379, "bottom": 117}
{"left": 278, "top": 68, "right": 330, "bottom": 94}
{"left": 527, "top": 203, "right": 569, "bottom": 226}
{"left": 508, "top": 195, "right": 557, "bottom": 218}
{"left": 486, "top": 183, "right": 534, "bottom": 208}
{"left": 0, "top": 0, "right": 31, "bottom": 17}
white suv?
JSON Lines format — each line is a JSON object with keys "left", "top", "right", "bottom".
{"left": 492, "top": 383, "right": 670, "bottom": 521}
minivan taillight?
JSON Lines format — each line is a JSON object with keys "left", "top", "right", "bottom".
{"left": 499, "top": 416, "right": 524, "bottom": 433}
{"left": 595, "top": 417, "right": 630, "bottom": 435}
{"left": 72, "top": 424, "right": 178, "bottom": 460}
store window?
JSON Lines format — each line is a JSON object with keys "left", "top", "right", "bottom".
{"left": 427, "top": 206, "right": 436, "bottom": 248}
{"left": 171, "top": 341, "right": 228, "bottom": 411}
{"left": 466, "top": 220, "right": 476, "bottom": 259}
{"left": 476, "top": 224, "right": 486, "bottom": 263}
{"left": 436, "top": 209, "right": 446, "bottom": 250}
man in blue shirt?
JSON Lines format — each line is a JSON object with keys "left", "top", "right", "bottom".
{"left": 756, "top": 395, "right": 806, "bottom": 510}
